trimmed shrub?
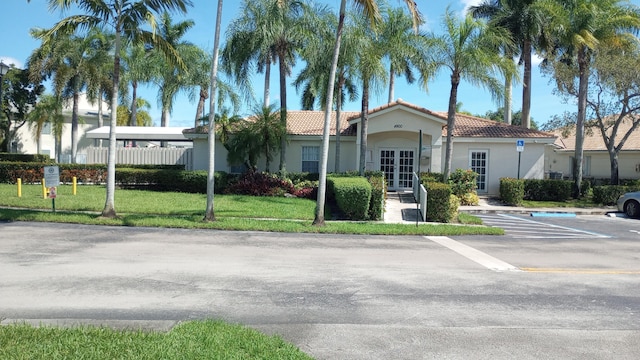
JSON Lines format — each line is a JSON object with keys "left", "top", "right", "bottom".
{"left": 592, "top": 185, "right": 640, "bottom": 205}
{"left": 224, "top": 171, "right": 295, "bottom": 196}
{"left": 523, "top": 179, "right": 572, "bottom": 201}
{"left": 425, "top": 181, "right": 454, "bottom": 223}
{"left": 500, "top": 178, "right": 524, "bottom": 206}
{"left": 0, "top": 153, "right": 52, "bottom": 163}
{"left": 449, "top": 194, "right": 460, "bottom": 221}
{"left": 367, "top": 172, "right": 385, "bottom": 221}
{"left": 420, "top": 172, "right": 444, "bottom": 184}
{"left": 329, "top": 177, "right": 372, "bottom": 221}
{"left": 458, "top": 192, "right": 480, "bottom": 206}
{"left": 448, "top": 169, "right": 478, "bottom": 198}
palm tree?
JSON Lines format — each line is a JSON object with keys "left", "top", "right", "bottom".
{"left": 379, "top": 7, "right": 422, "bottom": 104}
{"left": 314, "top": 0, "right": 421, "bottom": 226}
{"left": 469, "top": 0, "right": 547, "bottom": 128}
{"left": 35, "top": 0, "right": 192, "bottom": 218}
{"left": 28, "top": 94, "right": 65, "bottom": 160}
{"left": 543, "top": 0, "right": 640, "bottom": 197}
{"left": 151, "top": 12, "right": 196, "bottom": 132}
{"left": 352, "top": 15, "right": 387, "bottom": 176}
{"left": 204, "top": 0, "right": 224, "bottom": 222}
{"left": 29, "top": 28, "right": 111, "bottom": 163}
{"left": 294, "top": 9, "right": 358, "bottom": 173}
{"left": 120, "top": 42, "right": 154, "bottom": 128}
{"left": 422, "top": 9, "right": 514, "bottom": 181}
{"left": 224, "top": 0, "right": 309, "bottom": 173}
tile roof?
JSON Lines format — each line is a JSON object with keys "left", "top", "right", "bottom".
{"left": 184, "top": 99, "right": 556, "bottom": 140}
{"left": 350, "top": 99, "right": 556, "bottom": 139}
{"left": 553, "top": 117, "right": 640, "bottom": 151}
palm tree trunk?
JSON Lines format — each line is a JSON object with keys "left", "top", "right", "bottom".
{"left": 130, "top": 81, "right": 138, "bottom": 127}
{"left": 574, "top": 48, "right": 588, "bottom": 198}
{"left": 205, "top": 0, "right": 224, "bottom": 222}
{"left": 521, "top": 39, "right": 532, "bottom": 128}
{"left": 264, "top": 58, "right": 271, "bottom": 107}
{"left": 359, "top": 79, "right": 369, "bottom": 176}
{"left": 388, "top": 66, "right": 395, "bottom": 104}
{"left": 194, "top": 86, "right": 207, "bottom": 127}
{"left": 504, "top": 72, "right": 512, "bottom": 125}
{"left": 96, "top": 95, "right": 104, "bottom": 147}
{"left": 278, "top": 51, "right": 287, "bottom": 173}
{"left": 71, "top": 91, "right": 79, "bottom": 163}
{"left": 161, "top": 107, "right": 170, "bottom": 147}
{"left": 444, "top": 72, "right": 461, "bottom": 181}
{"left": 314, "top": 0, "right": 346, "bottom": 226}
{"left": 102, "top": 29, "right": 121, "bottom": 218}
{"left": 335, "top": 75, "right": 344, "bottom": 173}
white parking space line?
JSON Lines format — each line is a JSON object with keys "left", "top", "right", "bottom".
{"left": 426, "top": 236, "right": 521, "bottom": 272}
{"left": 478, "top": 214, "right": 611, "bottom": 239}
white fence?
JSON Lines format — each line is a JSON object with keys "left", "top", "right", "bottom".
{"left": 412, "top": 172, "right": 427, "bottom": 222}
{"left": 86, "top": 147, "right": 193, "bottom": 170}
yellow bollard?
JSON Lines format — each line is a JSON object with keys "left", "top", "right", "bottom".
{"left": 17, "top": 178, "right": 22, "bottom": 198}
{"left": 42, "top": 179, "right": 47, "bottom": 199}
{"left": 73, "top": 176, "right": 77, "bottom": 195}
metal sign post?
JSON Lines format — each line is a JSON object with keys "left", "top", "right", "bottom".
{"left": 516, "top": 140, "right": 524, "bottom": 179}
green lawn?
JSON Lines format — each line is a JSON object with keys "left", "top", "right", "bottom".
{"left": 0, "top": 321, "right": 313, "bottom": 360}
{"left": 0, "top": 184, "right": 503, "bottom": 236}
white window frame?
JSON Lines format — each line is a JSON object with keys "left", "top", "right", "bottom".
{"left": 469, "top": 149, "right": 489, "bottom": 193}
{"left": 301, "top": 146, "right": 320, "bottom": 173}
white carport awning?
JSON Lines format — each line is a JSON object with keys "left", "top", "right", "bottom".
{"left": 86, "top": 126, "right": 191, "bottom": 141}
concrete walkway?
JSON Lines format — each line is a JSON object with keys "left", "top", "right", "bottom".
{"left": 383, "top": 191, "right": 616, "bottom": 224}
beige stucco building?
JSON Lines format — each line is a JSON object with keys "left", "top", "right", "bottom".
{"left": 186, "top": 100, "right": 558, "bottom": 195}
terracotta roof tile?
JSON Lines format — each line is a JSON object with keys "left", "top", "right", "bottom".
{"left": 553, "top": 117, "right": 640, "bottom": 151}
{"left": 184, "top": 99, "right": 556, "bottom": 140}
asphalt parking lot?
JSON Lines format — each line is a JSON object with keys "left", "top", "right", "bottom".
{"left": 1, "top": 218, "right": 639, "bottom": 359}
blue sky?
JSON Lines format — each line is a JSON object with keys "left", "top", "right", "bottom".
{"left": 2, "top": 0, "right": 639, "bottom": 128}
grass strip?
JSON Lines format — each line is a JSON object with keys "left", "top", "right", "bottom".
{"left": 0, "top": 208, "right": 503, "bottom": 236}
{"left": 0, "top": 320, "right": 313, "bottom": 360}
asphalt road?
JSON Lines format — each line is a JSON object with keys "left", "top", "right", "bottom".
{"left": 1, "top": 216, "right": 640, "bottom": 360}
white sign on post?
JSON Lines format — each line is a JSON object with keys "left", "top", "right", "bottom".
{"left": 44, "top": 166, "right": 60, "bottom": 187}
{"left": 516, "top": 139, "right": 525, "bottom": 152}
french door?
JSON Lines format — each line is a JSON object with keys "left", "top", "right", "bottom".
{"left": 380, "top": 149, "right": 415, "bottom": 190}
{"left": 469, "top": 150, "right": 488, "bottom": 193}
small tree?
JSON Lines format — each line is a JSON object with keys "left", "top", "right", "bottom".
{"left": 0, "top": 66, "right": 44, "bottom": 152}
{"left": 542, "top": 44, "right": 640, "bottom": 185}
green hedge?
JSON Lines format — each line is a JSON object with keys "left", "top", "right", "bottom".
{"left": 524, "top": 179, "right": 572, "bottom": 201}
{"left": 0, "top": 153, "right": 52, "bottom": 163}
{"left": 0, "top": 163, "right": 108, "bottom": 184}
{"left": 425, "top": 181, "right": 455, "bottom": 223}
{"left": 592, "top": 185, "right": 640, "bottom": 205}
{"left": 366, "top": 172, "right": 385, "bottom": 221}
{"left": 328, "top": 177, "right": 372, "bottom": 221}
{"left": 116, "top": 169, "right": 232, "bottom": 194}
{"left": 500, "top": 178, "right": 524, "bottom": 206}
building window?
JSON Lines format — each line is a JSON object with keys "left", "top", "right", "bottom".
{"left": 302, "top": 146, "right": 319, "bottom": 173}
{"left": 230, "top": 163, "right": 247, "bottom": 174}
{"left": 570, "top": 156, "right": 591, "bottom": 176}
{"left": 41, "top": 123, "right": 51, "bottom": 135}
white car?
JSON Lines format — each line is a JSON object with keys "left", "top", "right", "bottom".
{"left": 617, "top": 191, "right": 640, "bottom": 218}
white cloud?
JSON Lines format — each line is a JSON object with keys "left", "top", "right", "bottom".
{"left": 0, "top": 57, "right": 23, "bottom": 69}
{"left": 460, "top": 0, "right": 483, "bottom": 15}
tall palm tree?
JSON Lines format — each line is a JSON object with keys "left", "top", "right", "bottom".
{"left": 29, "top": 28, "right": 111, "bottom": 163}
{"left": 379, "top": 7, "right": 422, "bottom": 104}
{"left": 422, "top": 9, "right": 514, "bottom": 181}
{"left": 120, "top": 42, "right": 154, "bottom": 128}
{"left": 35, "top": 0, "right": 192, "bottom": 218}
{"left": 152, "top": 12, "right": 195, "bottom": 132}
{"left": 28, "top": 94, "right": 65, "bottom": 161}
{"left": 469, "top": 0, "right": 547, "bottom": 128}
{"left": 542, "top": 0, "right": 640, "bottom": 197}
{"left": 204, "top": 0, "right": 224, "bottom": 222}
{"left": 314, "top": 0, "right": 421, "bottom": 226}
{"left": 352, "top": 15, "right": 387, "bottom": 176}
{"left": 294, "top": 8, "right": 358, "bottom": 173}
